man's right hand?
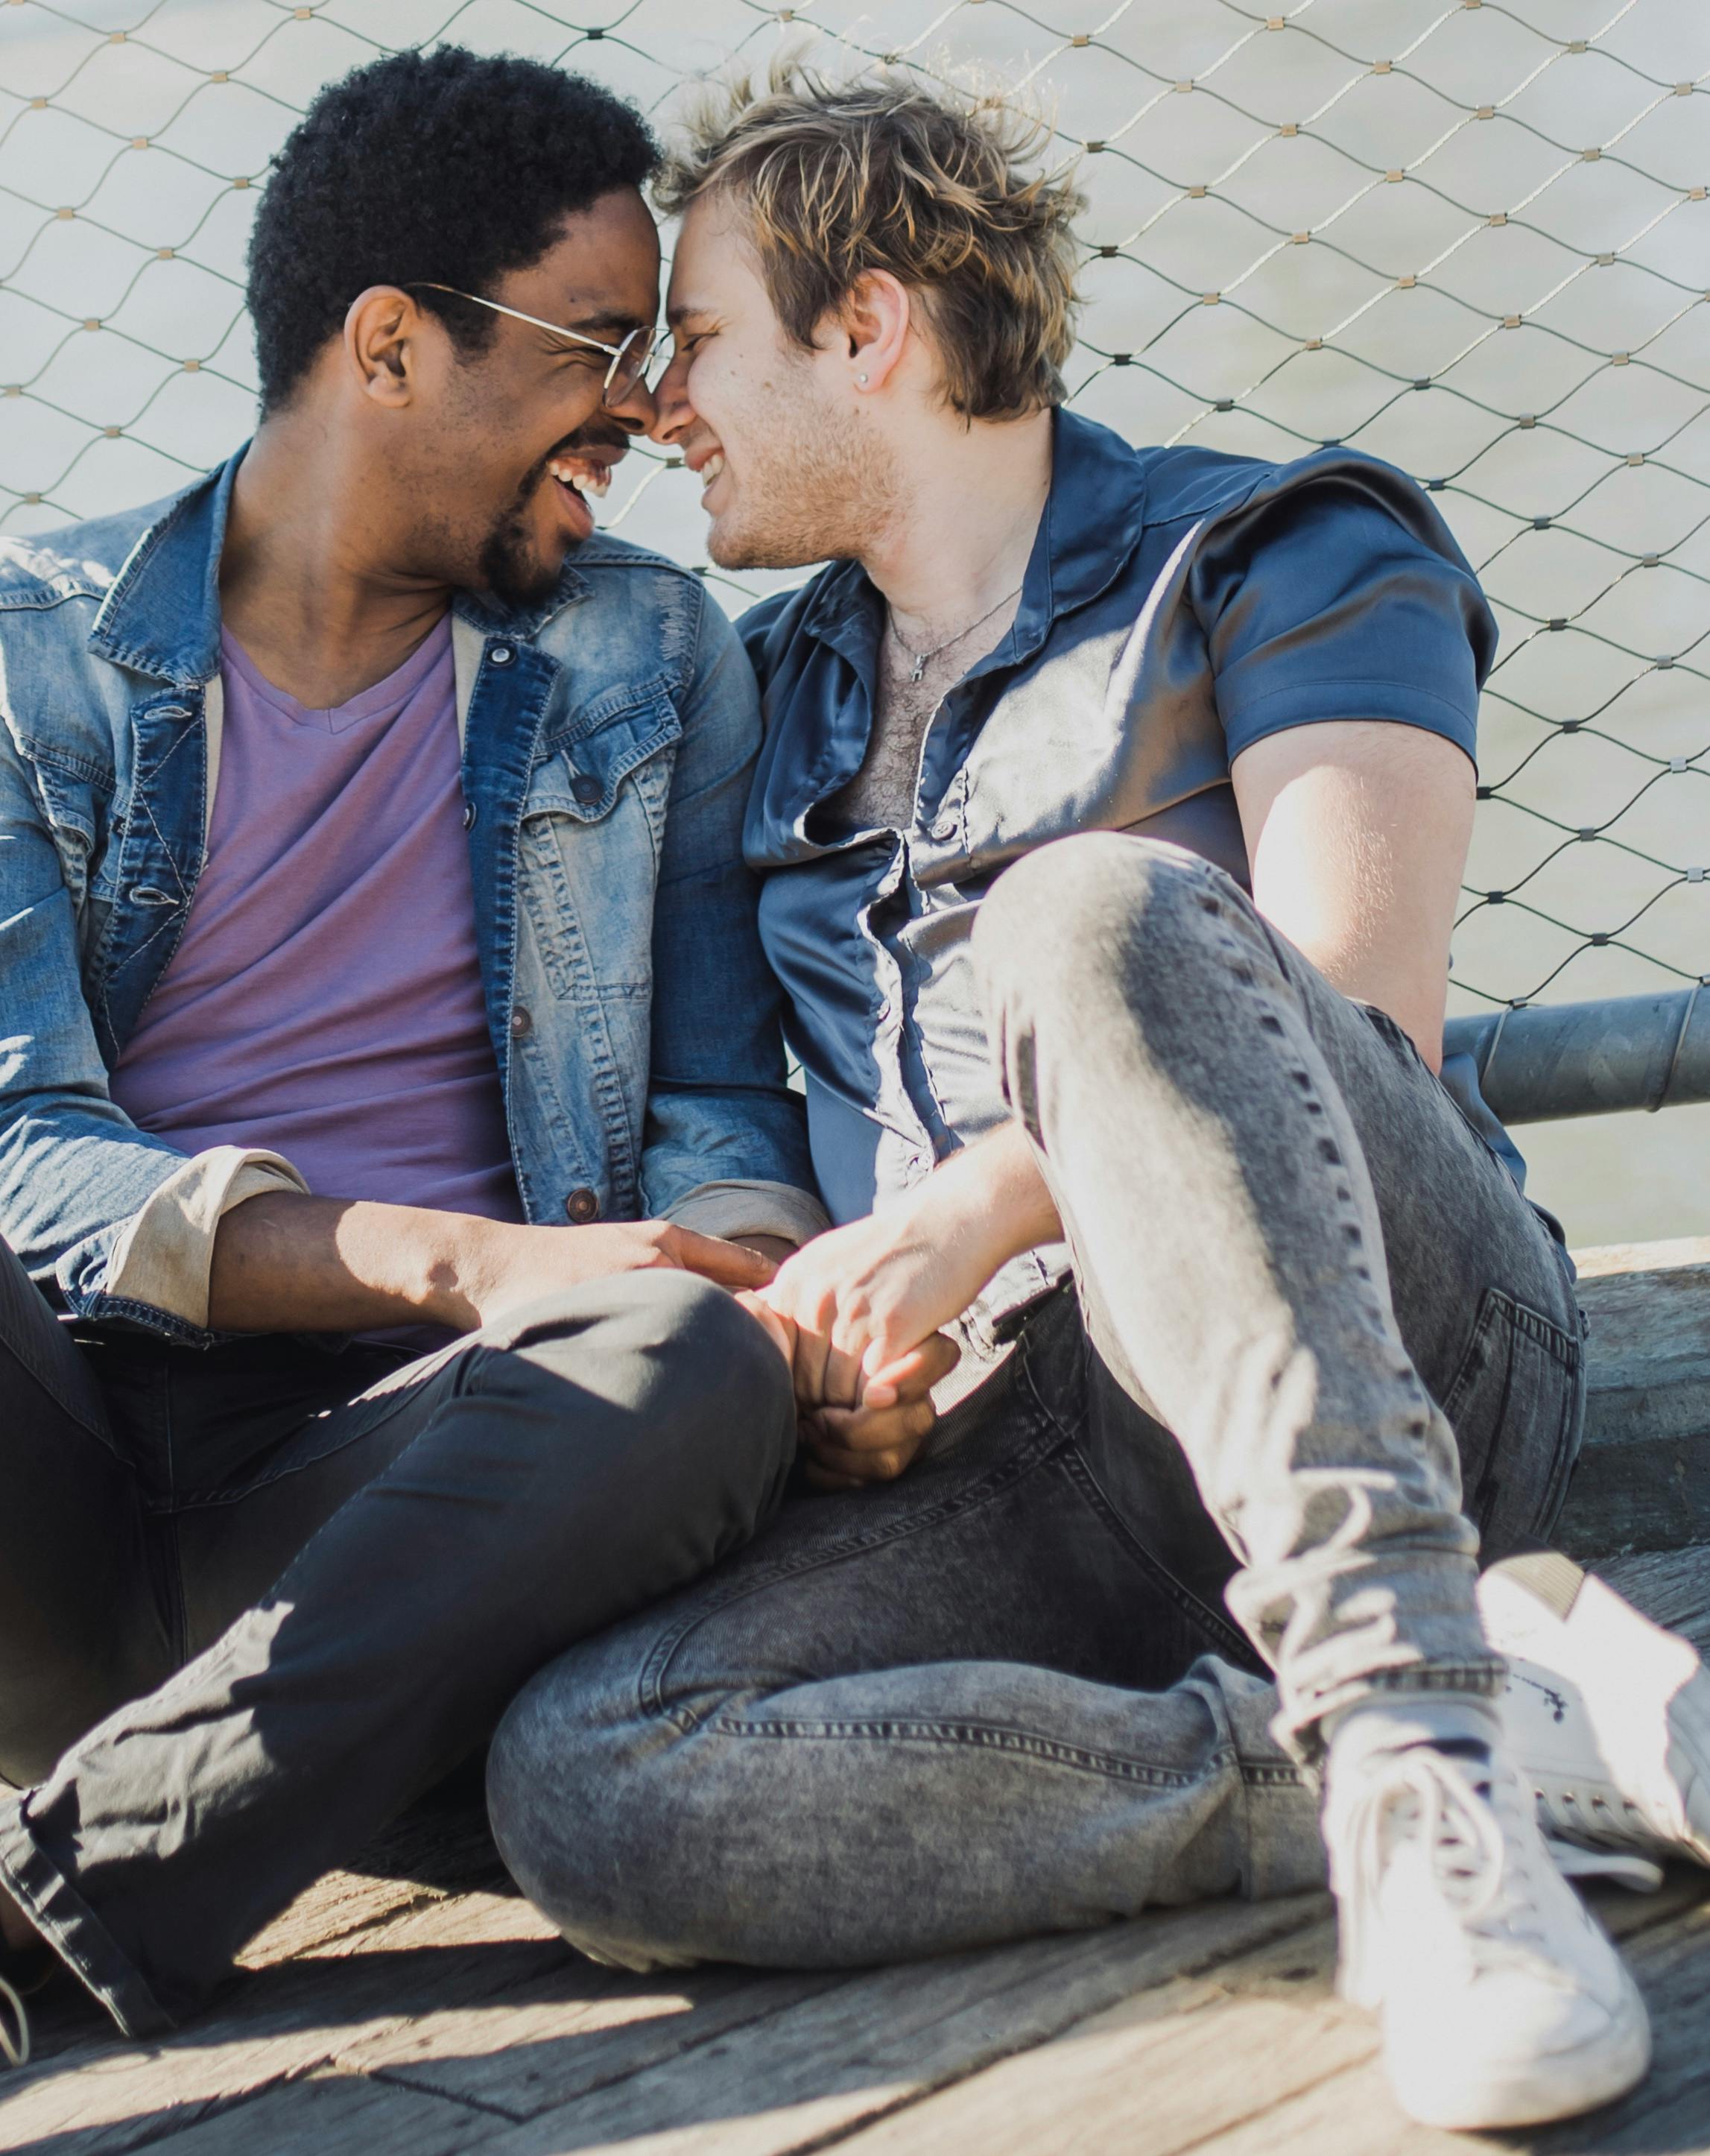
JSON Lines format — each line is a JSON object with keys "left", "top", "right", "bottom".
{"left": 459, "top": 1218, "right": 777, "bottom": 1333}
{"left": 207, "top": 1192, "right": 778, "bottom": 1336}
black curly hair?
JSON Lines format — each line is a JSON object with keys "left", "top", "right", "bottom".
{"left": 247, "top": 46, "right": 658, "bottom": 414}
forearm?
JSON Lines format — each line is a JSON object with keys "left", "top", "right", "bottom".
{"left": 208, "top": 1191, "right": 507, "bottom": 1333}
{"left": 895, "top": 1119, "right": 1062, "bottom": 1283}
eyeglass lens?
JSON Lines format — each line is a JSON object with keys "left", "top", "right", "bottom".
{"left": 603, "top": 326, "right": 659, "bottom": 408}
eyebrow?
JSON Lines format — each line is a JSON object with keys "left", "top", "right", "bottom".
{"left": 666, "top": 300, "right": 715, "bottom": 330}
{"left": 551, "top": 310, "right": 650, "bottom": 340}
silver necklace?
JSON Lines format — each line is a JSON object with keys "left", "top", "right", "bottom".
{"left": 886, "top": 582, "right": 1024, "bottom": 685}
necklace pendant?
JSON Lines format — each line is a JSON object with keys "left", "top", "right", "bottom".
{"left": 910, "top": 656, "right": 926, "bottom": 684}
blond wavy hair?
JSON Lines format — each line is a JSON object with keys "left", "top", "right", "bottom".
{"left": 656, "top": 62, "right": 1086, "bottom": 422}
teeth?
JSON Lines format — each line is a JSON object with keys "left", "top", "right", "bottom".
{"left": 700, "top": 452, "right": 725, "bottom": 486}
{"left": 548, "top": 460, "right": 612, "bottom": 499}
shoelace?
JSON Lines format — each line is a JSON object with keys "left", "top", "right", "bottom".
{"left": 1350, "top": 1748, "right": 1558, "bottom": 1965}
{"left": 0, "top": 1973, "right": 28, "bottom": 2069}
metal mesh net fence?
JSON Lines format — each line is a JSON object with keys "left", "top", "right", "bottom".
{"left": 1, "top": 0, "right": 1706, "bottom": 1037}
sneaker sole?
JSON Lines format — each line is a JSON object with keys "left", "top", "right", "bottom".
{"left": 1486, "top": 1554, "right": 1710, "bottom": 1866}
{"left": 1386, "top": 1972, "right": 1651, "bottom": 2131}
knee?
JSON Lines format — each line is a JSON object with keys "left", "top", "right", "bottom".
{"left": 975, "top": 834, "right": 1232, "bottom": 1017}
{"left": 472, "top": 1271, "right": 796, "bottom": 1529}
{"left": 487, "top": 1647, "right": 705, "bottom": 1973}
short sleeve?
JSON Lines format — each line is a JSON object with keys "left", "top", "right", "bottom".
{"left": 1186, "top": 454, "right": 1497, "bottom": 769}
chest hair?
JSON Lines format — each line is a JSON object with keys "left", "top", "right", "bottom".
{"left": 825, "top": 599, "right": 1022, "bottom": 834}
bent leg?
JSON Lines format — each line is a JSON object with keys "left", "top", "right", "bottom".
{"left": 972, "top": 833, "right": 1580, "bottom": 1752}
{"left": 490, "top": 1331, "right": 1324, "bottom": 1973}
{"left": 0, "top": 1238, "right": 166, "bottom": 1786}
{"left": 0, "top": 1272, "right": 793, "bottom": 2032}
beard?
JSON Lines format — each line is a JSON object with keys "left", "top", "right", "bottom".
{"left": 474, "top": 422, "right": 633, "bottom": 609}
{"left": 707, "top": 381, "right": 900, "bottom": 572}
{"left": 475, "top": 485, "right": 560, "bottom": 610}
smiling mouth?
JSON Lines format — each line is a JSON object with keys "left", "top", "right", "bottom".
{"left": 548, "top": 455, "right": 615, "bottom": 502}
{"left": 698, "top": 451, "right": 725, "bottom": 491}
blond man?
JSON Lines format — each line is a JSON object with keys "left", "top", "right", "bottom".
{"left": 486, "top": 70, "right": 1710, "bottom": 2132}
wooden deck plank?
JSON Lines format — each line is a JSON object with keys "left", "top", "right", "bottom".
{"left": 1144, "top": 1894, "right": 1710, "bottom": 2156}
{"left": 0, "top": 1890, "right": 568, "bottom": 2156}
{"left": 352, "top": 1965, "right": 849, "bottom": 2119}
{"left": 826, "top": 1873, "right": 1710, "bottom": 2156}
{"left": 1562, "top": 1242, "right": 1710, "bottom": 1558}
{"left": 820, "top": 1921, "right": 1369, "bottom": 2156}
{"left": 26, "top": 2072, "right": 498, "bottom": 2156}
{"left": 454, "top": 1894, "right": 1328, "bottom": 2155}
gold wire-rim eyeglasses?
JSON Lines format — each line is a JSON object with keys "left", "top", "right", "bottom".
{"left": 407, "top": 283, "right": 659, "bottom": 408}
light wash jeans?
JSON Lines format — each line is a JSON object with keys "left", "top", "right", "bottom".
{"left": 487, "top": 836, "right": 1586, "bottom": 1971}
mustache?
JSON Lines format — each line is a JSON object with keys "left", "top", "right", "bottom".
{"left": 536, "top": 423, "right": 633, "bottom": 470}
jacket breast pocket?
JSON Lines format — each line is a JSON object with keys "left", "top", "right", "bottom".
{"left": 30, "top": 756, "right": 112, "bottom": 921}
{"left": 519, "top": 688, "right": 682, "bottom": 999}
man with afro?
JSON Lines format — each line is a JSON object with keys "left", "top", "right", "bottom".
{"left": 0, "top": 46, "right": 897, "bottom": 2042}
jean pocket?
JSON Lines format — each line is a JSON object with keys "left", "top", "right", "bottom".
{"left": 1440, "top": 1287, "right": 1585, "bottom": 1556}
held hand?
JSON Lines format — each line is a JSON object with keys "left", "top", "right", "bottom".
{"left": 799, "top": 1334, "right": 962, "bottom": 1490}
{"left": 759, "top": 1198, "right": 1000, "bottom": 1411}
{"left": 463, "top": 1218, "right": 777, "bottom": 1332}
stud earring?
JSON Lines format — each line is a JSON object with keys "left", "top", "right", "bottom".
{"left": 856, "top": 371, "right": 870, "bottom": 385}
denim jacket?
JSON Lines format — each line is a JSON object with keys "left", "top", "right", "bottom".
{"left": 0, "top": 449, "right": 823, "bottom": 1344}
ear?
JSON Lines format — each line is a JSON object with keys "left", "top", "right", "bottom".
{"left": 838, "top": 271, "right": 911, "bottom": 395}
{"left": 343, "top": 285, "right": 418, "bottom": 408}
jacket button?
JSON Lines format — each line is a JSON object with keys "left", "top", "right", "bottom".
{"left": 570, "top": 772, "right": 602, "bottom": 805}
{"left": 510, "top": 1006, "right": 532, "bottom": 1037}
{"left": 463, "top": 800, "right": 477, "bottom": 830}
{"left": 489, "top": 643, "right": 514, "bottom": 667}
{"left": 930, "top": 820, "right": 957, "bottom": 843}
{"left": 565, "top": 1187, "right": 600, "bottom": 1224}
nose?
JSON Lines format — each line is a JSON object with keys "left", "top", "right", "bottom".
{"left": 606, "top": 369, "right": 658, "bottom": 437}
{"left": 649, "top": 346, "right": 694, "bottom": 448}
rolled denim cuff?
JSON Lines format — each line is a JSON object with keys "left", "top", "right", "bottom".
{"left": 101, "top": 1145, "right": 308, "bottom": 1329}
{"left": 662, "top": 1177, "right": 829, "bottom": 1249}
{"left": 0, "top": 1792, "right": 174, "bottom": 2038}
{"left": 1275, "top": 1659, "right": 1508, "bottom": 1769}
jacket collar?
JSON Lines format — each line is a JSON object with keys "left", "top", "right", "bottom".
{"left": 799, "top": 408, "right": 1153, "bottom": 672}
{"left": 87, "top": 440, "right": 592, "bottom": 684}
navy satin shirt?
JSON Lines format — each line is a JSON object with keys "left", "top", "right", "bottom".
{"left": 740, "top": 410, "right": 1499, "bottom": 1334}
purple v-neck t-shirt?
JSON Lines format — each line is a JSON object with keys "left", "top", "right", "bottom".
{"left": 110, "top": 616, "right": 522, "bottom": 1226}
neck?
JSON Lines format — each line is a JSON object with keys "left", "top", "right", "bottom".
{"left": 861, "top": 406, "right": 1054, "bottom": 641}
{"left": 219, "top": 408, "right": 452, "bottom": 709}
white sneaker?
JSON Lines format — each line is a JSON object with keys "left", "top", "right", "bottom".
{"left": 1324, "top": 1725, "right": 1650, "bottom": 2129}
{"left": 1481, "top": 1551, "right": 1710, "bottom": 1873}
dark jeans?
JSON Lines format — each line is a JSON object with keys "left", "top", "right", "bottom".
{"left": 487, "top": 836, "right": 1586, "bottom": 1973}
{"left": 0, "top": 1253, "right": 794, "bottom": 2035}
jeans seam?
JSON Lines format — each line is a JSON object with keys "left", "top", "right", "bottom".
{"left": 641, "top": 1423, "right": 1068, "bottom": 1727}
{"left": 1056, "top": 1444, "right": 1253, "bottom": 1668}
{"left": 707, "top": 1711, "right": 1229, "bottom": 1789}
{"left": 1364, "top": 1663, "right": 1505, "bottom": 1695}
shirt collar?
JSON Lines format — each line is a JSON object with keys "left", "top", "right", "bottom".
{"left": 87, "top": 440, "right": 589, "bottom": 684}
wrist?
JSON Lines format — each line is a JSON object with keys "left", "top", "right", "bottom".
{"left": 893, "top": 1159, "right": 1013, "bottom": 1303}
{"left": 414, "top": 1213, "right": 516, "bottom": 1330}
{"left": 899, "top": 1130, "right": 1059, "bottom": 1280}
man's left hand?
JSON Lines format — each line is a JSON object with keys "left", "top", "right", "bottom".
{"left": 799, "top": 1333, "right": 962, "bottom": 1488}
